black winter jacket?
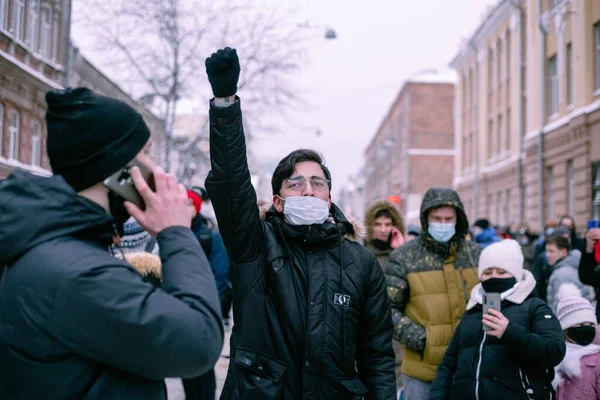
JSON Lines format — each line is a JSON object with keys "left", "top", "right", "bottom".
{"left": 205, "top": 98, "right": 396, "bottom": 400}
{"left": 0, "top": 170, "right": 223, "bottom": 400}
{"left": 430, "top": 279, "right": 565, "bottom": 400}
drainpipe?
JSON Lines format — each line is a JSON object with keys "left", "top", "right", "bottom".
{"left": 510, "top": 0, "right": 525, "bottom": 225}
{"left": 62, "top": 0, "right": 73, "bottom": 88}
{"left": 468, "top": 40, "right": 480, "bottom": 218}
{"left": 538, "top": 0, "right": 547, "bottom": 231}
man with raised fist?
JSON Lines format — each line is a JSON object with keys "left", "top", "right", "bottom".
{"left": 204, "top": 47, "right": 396, "bottom": 399}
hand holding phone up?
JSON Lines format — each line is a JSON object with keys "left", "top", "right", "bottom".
{"left": 482, "top": 309, "right": 509, "bottom": 339}
{"left": 124, "top": 166, "right": 191, "bottom": 237}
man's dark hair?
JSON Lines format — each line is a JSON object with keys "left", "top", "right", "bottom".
{"left": 271, "top": 149, "right": 332, "bottom": 195}
{"left": 375, "top": 209, "right": 394, "bottom": 220}
{"left": 546, "top": 234, "right": 571, "bottom": 251}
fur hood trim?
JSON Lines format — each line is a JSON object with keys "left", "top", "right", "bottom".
{"left": 364, "top": 200, "right": 406, "bottom": 240}
{"left": 116, "top": 251, "right": 162, "bottom": 282}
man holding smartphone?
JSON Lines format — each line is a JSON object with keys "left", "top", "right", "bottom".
{"left": 0, "top": 88, "right": 223, "bottom": 399}
{"left": 204, "top": 47, "right": 396, "bottom": 399}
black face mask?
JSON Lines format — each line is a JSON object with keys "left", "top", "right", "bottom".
{"left": 371, "top": 238, "right": 392, "bottom": 251}
{"left": 481, "top": 277, "right": 517, "bottom": 293}
{"left": 108, "top": 191, "right": 130, "bottom": 238}
{"left": 567, "top": 325, "right": 597, "bottom": 346}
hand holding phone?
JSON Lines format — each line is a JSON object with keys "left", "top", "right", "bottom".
{"left": 104, "top": 159, "right": 154, "bottom": 210}
{"left": 122, "top": 165, "right": 191, "bottom": 236}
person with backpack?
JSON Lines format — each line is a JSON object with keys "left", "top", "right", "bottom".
{"left": 182, "top": 189, "right": 231, "bottom": 400}
{"left": 429, "top": 239, "right": 566, "bottom": 400}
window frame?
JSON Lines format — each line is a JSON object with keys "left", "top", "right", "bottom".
{"left": 8, "top": 110, "right": 19, "bottom": 161}
{"left": 548, "top": 55, "right": 558, "bottom": 115}
{"left": 31, "top": 120, "right": 41, "bottom": 166}
{"left": 40, "top": 4, "right": 52, "bottom": 58}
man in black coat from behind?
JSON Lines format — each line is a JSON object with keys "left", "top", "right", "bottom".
{"left": 0, "top": 88, "right": 223, "bottom": 399}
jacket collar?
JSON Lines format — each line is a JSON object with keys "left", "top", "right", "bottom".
{"left": 466, "top": 269, "right": 537, "bottom": 310}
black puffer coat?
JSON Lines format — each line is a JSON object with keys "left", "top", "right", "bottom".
{"left": 430, "top": 275, "right": 566, "bottom": 400}
{"left": 205, "top": 98, "right": 396, "bottom": 399}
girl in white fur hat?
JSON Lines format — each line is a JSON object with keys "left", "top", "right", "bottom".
{"left": 430, "top": 239, "right": 566, "bottom": 400}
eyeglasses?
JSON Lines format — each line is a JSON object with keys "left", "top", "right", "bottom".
{"left": 284, "top": 175, "right": 330, "bottom": 192}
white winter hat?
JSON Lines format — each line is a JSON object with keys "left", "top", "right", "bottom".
{"left": 478, "top": 239, "right": 524, "bottom": 280}
{"left": 555, "top": 283, "right": 596, "bottom": 330}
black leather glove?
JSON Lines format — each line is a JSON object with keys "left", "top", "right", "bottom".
{"left": 205, "top": 47, "right": 240, "bottom": 98}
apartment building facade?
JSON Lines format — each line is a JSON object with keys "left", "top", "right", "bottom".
{"left": 0, "top": 0, "right": 71, "bottom": 178}
{"left": 364, "top": 73, "right": 456, "bottom": 224}
{"left": 451, "top": 0, "right": 600, "bottom": 233}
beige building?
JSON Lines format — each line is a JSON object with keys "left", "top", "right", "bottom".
{"left": 364, "top": 71, "right": 456, "bottom": 225}
{"left": 451, "top": 0, "right": 600, "bottom": 233}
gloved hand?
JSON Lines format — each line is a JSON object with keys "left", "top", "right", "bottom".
{"left": 205, "top": 47, "right": 240, "bottom": 98}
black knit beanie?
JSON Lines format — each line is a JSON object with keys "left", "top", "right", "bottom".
{"left": 45, "top": 87, "right": 151, "bottom": 192}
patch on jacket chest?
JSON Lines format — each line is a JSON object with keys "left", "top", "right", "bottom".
{"left": 334, "top": 293, "right": 351, "bottom": 307}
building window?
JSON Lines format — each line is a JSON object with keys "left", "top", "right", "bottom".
{"left": 11, "top": 0, "right": 25, "bottom": 40}
{"left": 548, "top": 55, "right": 558, "bottom": 115}
{"left": 488, "top": 119, "right": 494, "bottom": 158}
{"left": 0, "top": 0, "right": 7, "bottom": 30}
{"left": 497, "top": 114, "right": 503, "bottom": 155}
{"left": 28, "top": 0, "right": 39, "bottom": 49}
{"left": 593, "top": 162, "right": 600, "bottom": 220}
{"left": 497, "top": 39, "right": 504, "bottom": 84}
{"left": 488, "top": 48, "right": 494, "bottom": 91}
{"left": 506, "top": 108, "right": 511, "bottom": 152}
{"left": 8, "top": 110, "right": 19, "bottom": 160}
{"left": 40, "top": 4, "right": 51, "bottom": 58}
{"left": 595, "top": 23, "right": 600, "bottom": 91}
{"left": 567, "top": 160, "right": 574, "bottom": 216}
{"left": 547, "top": 166, "right": 554, "bottom": 219}
{"left": 31, "top": 120, "right": 41, "bottom": 166}
{"left": 506, "top": 31, "right": 511, "bottom": 83}
{"left": 497, "top": 191, "right": 504, "bottom": 225}
{"left": 567, "top": 43, "right": 573, "bottom": 105}
{"left": 0, "top": 103, "right": 3, "bottom": 155}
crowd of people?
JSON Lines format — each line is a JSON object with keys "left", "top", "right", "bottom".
{"left": 2, "top": 46, "right": 600, "bottom": 400}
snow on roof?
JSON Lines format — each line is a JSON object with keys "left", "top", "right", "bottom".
{"left": 408, "top": 69, "right": 457, "bottom": 84}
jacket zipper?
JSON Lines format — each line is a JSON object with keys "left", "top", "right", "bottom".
{"left": 475, "top": 332, "right": 487, "bottom": 400}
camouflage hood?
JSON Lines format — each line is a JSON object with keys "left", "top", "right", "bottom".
{"left": 364, "top": 200, "right": 406, "bottom": 241}
{"left": 419, "top": 188, "right": 470, "bottom": 251}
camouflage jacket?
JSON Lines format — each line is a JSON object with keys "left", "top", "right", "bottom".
{"left": 385, "top": 188, "right": 482, "bottom": 382}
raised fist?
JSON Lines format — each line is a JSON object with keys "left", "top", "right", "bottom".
{"left": 205, "top": 47, "right": 240, "bottom": 98}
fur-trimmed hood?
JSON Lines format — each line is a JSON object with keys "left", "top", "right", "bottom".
{"left": 116, "top": 251, "right": 162, "bottom": 286}
{"left": 364, "top": 200, "right": 406, "bottom": 241}
{"left": 258, "top": 202, "right": 364, "bottom": 242}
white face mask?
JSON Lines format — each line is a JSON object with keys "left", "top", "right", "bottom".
{"left": 280, "top": 196, "right": 330, "bottom": 225}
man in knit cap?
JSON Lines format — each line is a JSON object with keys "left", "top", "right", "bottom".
{"left": 0, "top": 88, "right": 223, "bottom": 399}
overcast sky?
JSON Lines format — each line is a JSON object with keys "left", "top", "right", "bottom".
{"left": 72, "top": 0, "right": 496, "bottom": 198}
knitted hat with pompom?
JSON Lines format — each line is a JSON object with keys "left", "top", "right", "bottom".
{"left": 555, "top": 282, "right": 596, "bottom": 330}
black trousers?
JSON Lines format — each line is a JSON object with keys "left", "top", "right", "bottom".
{"left": 182, "top": 369, "right": 216, "bottom": 400}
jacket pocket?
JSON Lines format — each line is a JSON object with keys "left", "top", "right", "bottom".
{"left": 232, "top": 347, "right": 287, "bottom": 400}
{"left": 339, "top": 376, "right": 368, "bottom": 399}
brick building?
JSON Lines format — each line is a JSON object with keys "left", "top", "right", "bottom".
{"left": 0, "top": 0, "right": 71, "bottom": 178}
{"left": 364, "top": 71, "right": 456, "bottom": 224}
{"left": 451, "top": 0, "right": 600, "bottom": 233}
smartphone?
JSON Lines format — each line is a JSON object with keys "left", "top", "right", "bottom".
{"left": 589, "top": 220, "right": 599, "bottom": 230}
{"left": 103, "top": 160, "right": 154, "bottom": 210}
{"left": 482, "top": 292, "right": 501, "bottom": 331}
